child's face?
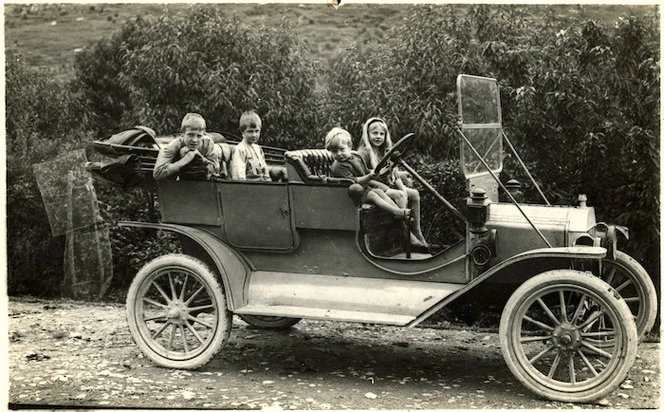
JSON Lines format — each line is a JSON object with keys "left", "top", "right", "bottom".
{"left": 242, "top": 126, "right": 261, "bottom": 144}
{"left": 183, "top": 128, "right": 204, "bottom": 150}
{"left": 368, "top": 125, "right": 386, "bottom": 147}
{"left": 397, "top": 170, "right": 414, "bottom": 187}
{"left": 328, "top": 141, "right": 352, "bottom": 162}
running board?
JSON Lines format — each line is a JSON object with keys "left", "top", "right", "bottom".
{"left": 233, "top": 271, "right": 464, "bottom": 326}
{"left": 234, "top": 305, "right": 415, "bottom": 325}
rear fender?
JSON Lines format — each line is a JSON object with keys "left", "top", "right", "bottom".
{"left": 408, "top": 246, "right": 606, "bottom": 327}
{"left": 118, "top": 221, "right": 250, "bottom": 310}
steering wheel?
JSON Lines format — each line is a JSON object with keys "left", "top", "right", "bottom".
{"left": 373, "top": 133, "right": 416, "bottom": 173}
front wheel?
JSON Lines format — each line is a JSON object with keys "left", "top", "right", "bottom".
{"left": 238, "top": 314, "right": 302, "bottom": 329}
{"left": 126, "top": 254, "right": 232, "bottom": 369}
{"left": 500, "top": 270, "right": 638, "bottom": 403}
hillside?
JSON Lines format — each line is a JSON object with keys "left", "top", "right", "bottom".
{"left": 4, "top": 3, "right": 654, "bottom": 80}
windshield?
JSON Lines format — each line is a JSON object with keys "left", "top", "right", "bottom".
{"left": 457, "top": 75, "right": 503, "bottom": 178}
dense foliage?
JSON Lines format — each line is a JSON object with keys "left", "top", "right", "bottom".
{"left": 6, "top": 5, "right": 659, "bottom": 302}
{"left": 5, "top": 56, "right": 90, "bottom": 295}
{"left": 75, "top": 7, "right": 325, "bottom": 149}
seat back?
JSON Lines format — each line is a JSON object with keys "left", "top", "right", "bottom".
{"left": 285, "top": 149, "right": 336, "bottom": 182}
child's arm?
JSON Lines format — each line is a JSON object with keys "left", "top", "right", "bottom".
{"left": 153, "top": 141, "right": 198, "bottom": 179}
{"left": 229, "top": 146, "right": 247, "bottom": 180}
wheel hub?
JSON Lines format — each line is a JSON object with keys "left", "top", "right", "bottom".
{"left": 552, "top": 323, "right": 582, "bottom": 351}
{"left": 166, "top": 301, "right": 188, "bottom": 325}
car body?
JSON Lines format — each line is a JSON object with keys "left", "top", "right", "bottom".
{"left": 88, "top": 74, "right": 656, "bottom": 403}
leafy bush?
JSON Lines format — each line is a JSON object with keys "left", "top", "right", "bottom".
{"left": 327, "top": 4, "right": 659, "bottom": 285}
{"left": 75, "top": 6, "right": 326, "bottom": 149}
{"left": 5, "top": 55, "right": 89, "bottom": 296}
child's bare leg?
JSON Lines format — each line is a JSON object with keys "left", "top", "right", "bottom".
{"left": 385, "top": 188, "right": 407, "bottom": 209}
{"left": 367, "top": 189, "right": 408, "bottom": 219}
{"left": 406, "top": 187, "right": 428, "bottom": 247}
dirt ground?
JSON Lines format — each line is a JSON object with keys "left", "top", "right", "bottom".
{"left": 5, "top": 297, "right": 661, "bottom": 410}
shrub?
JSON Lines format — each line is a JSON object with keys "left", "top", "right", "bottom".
{"left": 5, "top": 55, "right": 90, "bottom": 296}
{"left": 75, "top": 6, "right": 326, "bottom": 149}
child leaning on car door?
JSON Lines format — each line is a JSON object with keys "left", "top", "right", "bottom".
{"left": 153, "top": 113, "right": 219, "bottom": 180}
{"left": 325, "top": 127, "right": 411, "bottom": 221}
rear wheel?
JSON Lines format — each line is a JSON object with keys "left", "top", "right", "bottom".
{"left": 500, "top": 270, "right": 638, "bottom": 403}
{"left": 127, "top": 254, "right": 232, "bottom": 369}
{"left": 238, "top": 314, "right": 301, "bottom": 329}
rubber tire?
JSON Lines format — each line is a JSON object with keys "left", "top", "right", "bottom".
{"left": 127, "top": 254, "right": 232, "bottom": 369}
{"left": 238, "top": 314, "right": 302, "bottom": 329}
{"left": 500, "top": 270, "right": 638, "bottom": 403}
{"left": 601, "top": 251, "right": 657, "bottom": 341}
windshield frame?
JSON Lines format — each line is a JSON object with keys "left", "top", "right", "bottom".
{"left": 456, "top": 74, "right": 503, "bottom": 179}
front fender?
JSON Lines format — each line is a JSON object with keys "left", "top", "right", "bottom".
{"left": 408, "top": 246, "right": 607, "bottom": 327}
{"left": 118, "top": 221, "right": 250, "bottom": 310}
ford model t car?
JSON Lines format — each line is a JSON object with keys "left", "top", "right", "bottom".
{"left": 89, "top": 75, "right": 657, "bottom": 403}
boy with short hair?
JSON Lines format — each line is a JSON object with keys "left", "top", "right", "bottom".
{"left": 229, "top": 111, "right": 271, "bottom": 181}
{"left": 153, "top": 113, "right": 219, "bottom": 180}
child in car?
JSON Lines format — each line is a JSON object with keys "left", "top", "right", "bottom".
{"left": 325, "top": 127, "right": 411, "bottom": 221}
{"left": 153, "top": 113, "right": 219, "bottom": 180}
{"left": 229, "top": 111, "right": 272, "bottom": 181}
{"left": 358, "top": 117, "right": 429, "bottom": 249}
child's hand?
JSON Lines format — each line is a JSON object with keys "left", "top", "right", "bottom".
{"left": 181, "top": 148, "right": 199, "bottom": 164}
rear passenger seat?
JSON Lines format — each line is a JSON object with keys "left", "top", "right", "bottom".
{"left": 284, "top": 149, "right": 352, "bottom": 185}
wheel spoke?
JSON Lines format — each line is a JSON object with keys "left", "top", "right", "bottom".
{"left": 152, "top": 320, "right": 171, "bottom": 340}
{"left": 144, "top": 314, "right": 167, "bottom": 322}
{"left": 152, "top": 280, "right": 172, "bottom": 304}
{"left": 623, "top": 296, "right": 640, "bottom": 303}
{"left": 568, "top": 352, "right": 576, "bottom": 384}
{"left": 168, "top": 272, "right": 176, "bottom": 300}
{"left": 185, "top": 321, "right": 206, "bottom": 344}
{"left": 167, "top": 323, "right": 176, "bottom": 351}
{"left": 523, "top": 315, "right": 555, "bottom": 331}
{"left": 188, "top": 314, "right": 213, "bottom": 329}
{"left": 604, "top": 267, "right": 616, "bottom": 285}
{"left": 559, "top": 291, "right": 568, "bottom": 323}
{"left": 143, "top": 297, "right": 168, "bottom": 309}
{"left": 577, "top": 310, "right": 604, "bottom": 330}
{"left": 581, "top": 330, "right": 615, "bottom": 338}
{"left": 189, "top": 304, "right": 215, "bottom": 313}
{"left": 571, "top": 295, "right": 588, "bottom": 323}
{"left": 179, "top": 273, "right": 189, "bottom": 301}
{"left": 576, "top": 349, "right": 599, "bottom": 377}
{"left": 180, "top": 325, "right": 189, "bottom": 354}
{"left": 185, "top": 285, "right": 206, "bottom": 305}
{"left": 529, "top": 342, "right": 556, "bottom": 364}
{"left": 580, "top": 341, "right": 613, "bottom": 359}
{"left": 520, "top": 335, "right": 551, "bottom": 343}
{"left": 537, "top": 298, "right": 561, "bottom": 326}
{"left": 614, "top": 279, "right": 633, "bottom": 294}
{"left": 546, "top": 351, "right": 562, "bottom": 378}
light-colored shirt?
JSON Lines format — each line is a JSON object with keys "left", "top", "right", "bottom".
{"left": 153, "top": 136, "right": 218, "bottom": 180}
{"left": 229, "top": 140, "right": 271, "bottom": 181}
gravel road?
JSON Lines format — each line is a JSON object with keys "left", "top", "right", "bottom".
{"left": 5, "top": 297, "right": 660, "bottom": 410}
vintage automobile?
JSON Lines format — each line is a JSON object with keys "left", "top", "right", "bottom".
{"left": 88, "top": 74, "right": 657, "bottom": 403}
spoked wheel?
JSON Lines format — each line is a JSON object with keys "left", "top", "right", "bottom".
{"left": 573, "top": 251, "right": 657, "bottom": 342}
{"left": 500, "top": 270, "right": 638, "bottom": 403}
{"left": 127, "top": 254, "right": 232, "bottom": 369}
{"left": 238, "top": 314, "right": 302, "bottom": 329}
{"left": 600, "top": 252, "right": 657, "bottom": 341}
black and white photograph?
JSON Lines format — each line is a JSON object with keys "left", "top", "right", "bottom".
{"left": 3, "top": 1, "right": 660, "bottom": 409}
